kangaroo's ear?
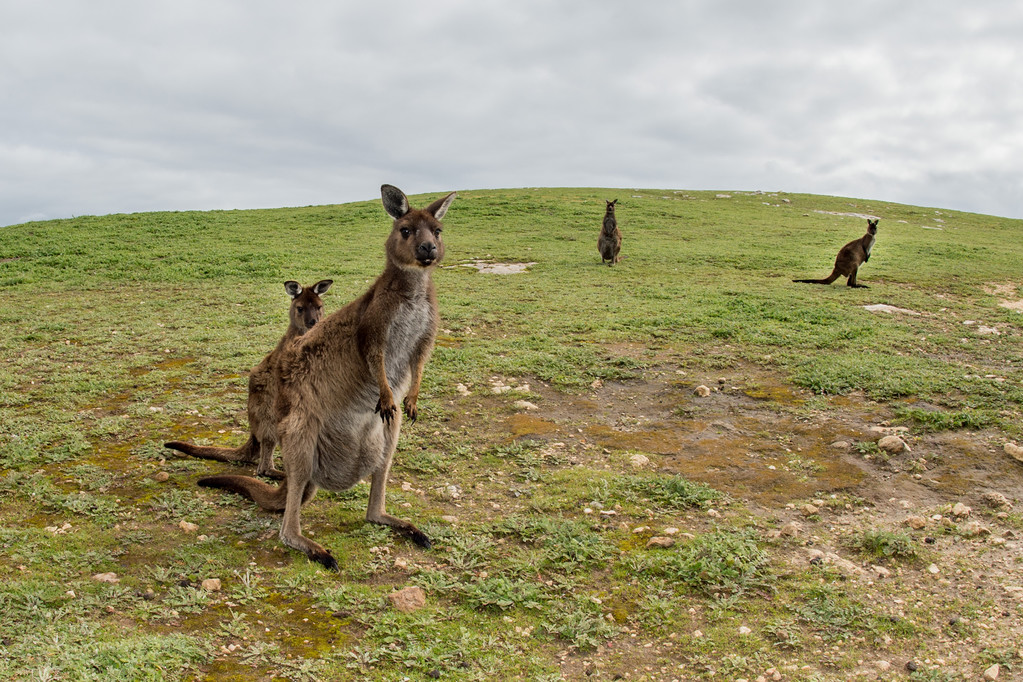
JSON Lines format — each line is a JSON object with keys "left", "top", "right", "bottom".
{"left": 313, "top": 279, "right": 334, "bottom": 295}
{"left": 426, "top": 192, "right": 457, "bottom": 220}
{"left": 381, "top": 185, "right": 410, "bottom": 220}
{"left": 284, "top": 281, "right": 303, "bottom": 299}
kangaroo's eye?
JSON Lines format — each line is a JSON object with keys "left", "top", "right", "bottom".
{"left": 296, "top": 306, "right": 304, "bottom": 313}
{"left": 434, "top": 227, "right": 442, "bottom": 235}
{"left": 400, "top": 228, "right": 411, "bottom": 238}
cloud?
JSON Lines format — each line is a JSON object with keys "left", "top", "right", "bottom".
{"left": 2, "top": 1, "right": 1022, "bottom": 226}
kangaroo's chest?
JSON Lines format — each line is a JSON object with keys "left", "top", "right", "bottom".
{"left": 863, "top": 234, "right": 875, "bottom": 259}
{"left": 385, "top": 298, "right": 433, "bottom": 380}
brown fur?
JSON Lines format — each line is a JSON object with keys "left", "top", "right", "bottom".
{"left": 598, "top": 199, "right": 621, "bottom": 265}
{"left": 165, "top": 280, "right": 332, "bottom": 478}
{"left": 794, "top": 219, "right": 878, "bottom": 288}
{"left": 196, "top": 185, "right": 456, "bottom": 571}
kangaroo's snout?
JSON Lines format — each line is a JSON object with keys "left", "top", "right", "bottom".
{"left": 416, "top": 241, "right": 438, "bottom": 264}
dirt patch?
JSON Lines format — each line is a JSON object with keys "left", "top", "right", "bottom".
{"left": 458, "top": 260, "right": 537, "bottom": 274}
{"left": 985, "top": 281, "right": 1023, "bottom": 312}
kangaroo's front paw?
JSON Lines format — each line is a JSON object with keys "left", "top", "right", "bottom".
{"left": 375, "top": 398, "right": 397, "bottom": 424}
{"left": 402, "top": 396, "right": 418, "bottom": 424}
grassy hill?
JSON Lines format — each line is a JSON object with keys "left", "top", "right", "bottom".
{"left": 1, "top": 188, "right": 1021, "bottom": 680}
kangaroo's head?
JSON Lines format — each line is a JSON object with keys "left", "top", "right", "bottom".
{"left": 381, "top": 184, "right": 457, "bottom": 270}
{"left": 283, "top": 279, "right": 333, "bottom": 332}
{"left": 867, "top": 218, "right": 879, "bottom": 236}
{"left": 605, "top": 199, "right": 618, "bottom": 214}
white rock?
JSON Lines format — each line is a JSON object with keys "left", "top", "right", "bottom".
{"left": 738, "top": 626, "right": 752, "bottom": 636}
{"left": 951, "top": 502, "right": 971, "bottom": 518}
{"left": 513, "top": 400, "right": 539, "bottom": 411}
{"left": 92, "top": 572, "right": 119, "bottom": 583}
{"left": 983, "top": 663, "right": 1000, "bottom": 680}
{"left": 629, "top": 453, "right": 650, "bottom": 468}
{"left": 179, "top": 520, "right": 198, "bottom": 533}
{"left": 1005, "top": 442, "right": 1023, "bottom": 462}
{"left": 201, "top": 578, "right": 222, "bottom": 591}
{"left": 694, "top": 385, "right": 711, "bottom": 397}
{"left": 455, "top": 383, "right": 471, "bottom": 397}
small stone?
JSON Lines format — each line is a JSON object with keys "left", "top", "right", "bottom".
{"left": 960, "top": 521, "right": 990, "bottom": 537}
{"left": 927, "top": 564, "right": 940, "bottom": 575}
{"left": 152, "top": 471, "right": 170, "bottom": 482}
{"left": 983, "top": 663, "right": 1000, "bottom": 680}
{"left": 513, "top": 400, "right": 539, "bottom": 411}
{"left": 179, "top": 520, "right": 198, "bottom": 533}
{"left": 738, "top": 626, "right": 752, "bottom": 636}
{"left": 706, "top": 509, "right": 720, "bottom": 518}
{"left": 951, "top": 502, "right": 971, "bottom": 518}
{"left": 801, "top": 504, "right": 819, "bottom": 516}
{"left": 393, "top": 557, "right": 409, "bottom": 570}
{"left": 1005, "top": 442, "right": 1023, "bottom": 462}
{"left": 663, "top": 527, "right": 680, "bottom": 535}
{"left": 872, "top": 565, "right": 891, "bottom": 578}
{"left": 878, "top": 435, "right": 909, "bottom": 454}
{"left": 981, "top": 491, "right": 1012, "bottom": 509}
{"left": 440, "top": 515, "right": 458, "bottom": 524}
{"left": 387, "top": 586, "right": 426, "bottom": 613}
{"left": 693, "top": 629, "right": 703, "bottom": 637}
{"left": 875, "top": 660, "right": 891, "bottom": 671}
{"left": 830, "top": 440, "right": 851, "bottom": 450}
{"left": 92, "top": 572, "right": 119, "bottom": 583}
{"left": 629, "top": 453, "right": 650, "bottom": 468}
{"left": 455, "top": 383, "right": 471, "bottom": 397}
{"left": 645, "top": 536, "right": 675, "bottom": 549}
{"left": 905, "top": 515, "right": 927, "bottom": 530}
{"left": 201, "top": 578, "right": 221, "bottom": 591}
{"left": 590, "top": 379, "right": 603, "bottom": 389}
{"left": 780, "top": 521, "right": 802, "bottom": 537}
{"left": 694, "top": 385, "right": 711, "bottom": 397}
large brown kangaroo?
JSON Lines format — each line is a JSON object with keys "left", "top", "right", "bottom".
{"left": 196, "top": 185, "right": 455, "bottom": 570}
{"left": 598, "top": 199, "right": 621, "bottom": 265}
{"left": 794, "top": 218, "right": 878, "bottom": 288}
{"left": 164, "top": 279, "right": 333, "bottom": 478}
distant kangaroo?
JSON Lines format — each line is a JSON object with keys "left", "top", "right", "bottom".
{"left": 195, "top": 185, "right": 456, "bottom": 570}
{"left": 794, "top": 219, "right": 878, "bottom": 288}
{"left": 164, "top": 279, "right": 333, "bottom": 478}
{"left": 598, "top": 199, "right": 621, "bottom": 265}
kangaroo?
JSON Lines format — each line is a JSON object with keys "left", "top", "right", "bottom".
{"left": 794, "top": 218, "right": 878, "bottom": 288}
{"left": 195, "top": 185, "right": 456, "bottom": 571}
{"left": 598, "top": 199, "right": 621, "bottom": 265}
{"left": 164, "top": 279, "right": 333, "bottom": 478}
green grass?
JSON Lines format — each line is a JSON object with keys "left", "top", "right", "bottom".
{"left": 1, "top": 187, "right": 1022, "bottom": 680}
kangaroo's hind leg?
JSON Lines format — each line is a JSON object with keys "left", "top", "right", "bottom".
{"left": 847, "top": 266, "right": 868, "bottom": 288}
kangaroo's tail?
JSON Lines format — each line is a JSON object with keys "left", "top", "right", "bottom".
{"left": 197, "top": 474, "right": 288, "bottom": 511}
{"left": 164, "top": 435, "right": 258, "bottom": 464}
{"left": 793, "top": 269, "right": 840, "bottom": 285}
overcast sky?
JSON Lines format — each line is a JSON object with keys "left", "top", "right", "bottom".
{"left": 3, "top": 1, "right": 1022, "bottom": 227}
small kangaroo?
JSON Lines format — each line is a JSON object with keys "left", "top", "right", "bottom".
{"left": 598, "top": 199, "right": 621, "bottom": 265}
{"left": 793, "top": 218, "right": 878, "bottom": 288}
{"left": 195, "top": 185, "right": 456, "bottom": 571}
{"left": 164, "top": 279, "right": 333, "bottom": 478}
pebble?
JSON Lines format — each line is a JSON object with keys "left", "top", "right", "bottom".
{"left": 960, "top": 521, "right": 990, "bottom": 537}
{"left": 780, "top": 521, "right": 802, "bottom": 537}
{"left": 440, "top": 515, "right": 458, "bottom": 524}
{"left": 179, "top": 520, "right": 198, "bottom": 533}
{"left": 152, "top": 471, "right": 170, "bottom": 482}
{"left": 878, "top": 435, "right": 909, "bottom": 454}
{"left": 706, "top": 509, "right": 720, "bottom": 518}
{"left": 387, "top": 586, "right": 426, "bottom": 613}
{"left": 1004, "top": 442, "right": 1023, "bottom": 462}
{"left": 645, "top": 536, "right": 675, "bottom": 549}
{"left": 738, "top": 626, "right": 752, "bottom": 636}
{"left": 951, "top": 502, "right": 971, "bottom": 518}
{"left": 455, "top": 383, "right": 471, "bottom": 397}
{"left": 629, "top": 453, "right": 650, "bottom": 468}
{"left": 201, "top": 578, "right": 221, "bottom": 591}
{"left": 982, "top": 491, "right": 1012, "bottom": 509}
{"left": 513, "top": 400, "right": 539, "bottom": 411}
{"left": 905, "top": 515, "right": 927, "bottom": 529}
{"left": 983, "top": 663, "right": 1000, "bottom": 680}
{"left": 694, "top": 385, "right": 711, "bottom": 397}
{"left": 92, "top": 572, "right": 119, "bottom": 583}
{"left": 830, "top": 440, "right": 851, "bottom": 450}
{"left": 801, "top": 504, "right": 819, "bottom": 516}
{"left": 927, "top": 564, "right": 940, "bottom": 575}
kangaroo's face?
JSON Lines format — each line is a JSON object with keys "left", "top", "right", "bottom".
{"left": 284, "top": 279, "right": 333, "bottom": 332}
{"left": 867, "top": 219, "right": 879, "bottom": 236}
{"left": 606, "top": 199, "right": 618, "bottom": 213}
{"left": 381, "top": 185, "right": 457, "bottom": 270}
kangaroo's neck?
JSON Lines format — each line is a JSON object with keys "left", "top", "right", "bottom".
{"left": 378, "top": 263, "right": 433, "bottom": 300}
{"left": 862, "top": 232, "right": 875, "bottom": 258}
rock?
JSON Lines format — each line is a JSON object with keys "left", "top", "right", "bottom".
{"left": 983, "top": 663, "right": 1000, "bottom": 680}
{"left": 590, "top": 379, "right": 603, "bottom": 389}
{"left": 440, "top": 515, "right": 458, "bottom": 524}
{"left": 152, "top": 471, "right": 170, "bottom": 482}
{"left": 780, "top": 521, "right": 802, "bottom": 537}
{"left": 663, "top": 527, "right": 680, "bottom": 535}
{"left": 981, "top": 491, "right": 1012, "bottom": 509}
{"left": 387, "top": 586, "right": 426, "bottom": 613}
{"left": 801, "top": 504, "right": 819, "bottom": 516}
{"left": 871, "top": 565, "right": 892, "bottom": 578}
{"left": 738, "top": 626, "right": 752, "bottom": 636}
{"left": 201, "top": 578, "right": 221, "bottom": 591}
{"left": 629, "top": 453, "right": 650, "bottom": 468}
{"left": 1005, "top": 442, "right": 1023, "bottom": 462}
{"left": 92, "top": 572, "right": 119, "bottom": 583}
{"left": 927, "top": 564, "right": 940, "bottom": 575}
{"left": 905, "top": 515, "right": 927, "bottom": 530}
{"left": 513, "top": 400, "right": 539, "bottom": 411}
{"left": 706, "top": 509, "right": 720, "bottom": 518}
{"left": 179, "top": 520, "right": 198, "bottom": 533}
{"left": 951, "top": 502, "right": 971, "bottom": 518}
{"left": 455, "top": 383, "right": 471, "bottom": 397}
{"left": 960, "top": 521, "right": 990, "bottom": 537}
{"left": 878, "top": 435, "right": 909, "bottom": 454}
{"left": 694, "top": 385, "right": 711, "bottom": 397}
{"left": 646, "top": 536, "right": 675, "bottom": 549}
{"left": 830, "top": 440, "right": 852, "bottom": 450}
